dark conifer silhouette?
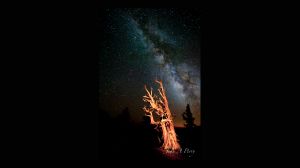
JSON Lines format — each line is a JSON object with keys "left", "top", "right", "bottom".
{"left": 120, "top": 107, "right": 130, "bottom": 122}
{"left": 182, "top": 104, "right": 196, "bottom": 128}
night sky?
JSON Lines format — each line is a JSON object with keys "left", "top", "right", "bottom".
{"left": 98, "top": 8, "right": 201, "bottom": 127}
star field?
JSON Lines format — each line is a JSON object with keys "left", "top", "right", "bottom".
{"left": 98, "top": 8, "right": 201, "bottom": 127}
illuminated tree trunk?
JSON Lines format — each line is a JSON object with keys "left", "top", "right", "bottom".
{"left": 143, "top": 80, "right": 180, "bottom": 151}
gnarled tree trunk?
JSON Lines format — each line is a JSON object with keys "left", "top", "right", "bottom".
{"left": 143, "top": 80, "right": 180, "bottom": 151}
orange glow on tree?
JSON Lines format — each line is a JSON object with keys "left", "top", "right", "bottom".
{"left": 143, "top": 80, "right": 181, "bottom": 151}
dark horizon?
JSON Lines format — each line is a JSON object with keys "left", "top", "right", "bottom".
{"left": 98, "top": 106, "right": 200, "bottom": 128}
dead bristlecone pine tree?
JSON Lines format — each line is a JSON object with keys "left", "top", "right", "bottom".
{"left": 142, "top": 80, "right": 180, "bottom": 151}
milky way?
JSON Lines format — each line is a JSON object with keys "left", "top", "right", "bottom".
{"left": 99, "top": 8, "right": 201, "bottom": 126}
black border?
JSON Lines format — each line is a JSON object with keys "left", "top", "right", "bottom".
{"left": 7, "top": 0, "right": 284, "bottom": 163}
